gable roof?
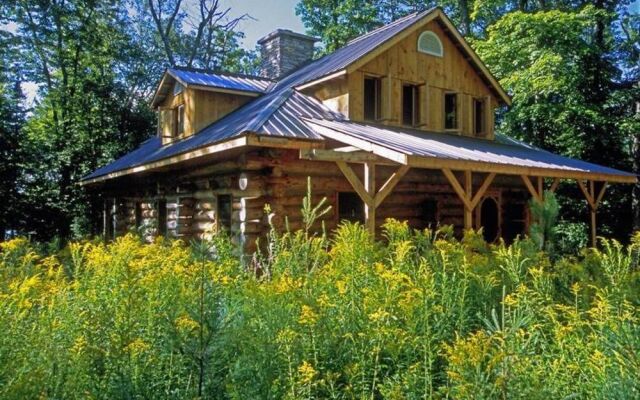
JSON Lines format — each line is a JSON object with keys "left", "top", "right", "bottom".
{"left": 85, "top": 8, "right": 632, "bottom": 185}
{"left": 280, "top": 7, "right": 510, "bottom": 105}
{"left": 151, "top": 68, "right": 273, "bottom": 107}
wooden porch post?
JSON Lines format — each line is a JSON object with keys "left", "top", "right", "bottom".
{"left": 464, "top": 170, "right": 472, "bottom": 229}
{"left": 364, "top": 162, "right": 376, "bottom": 235}
{"left": 336, "top": 161, "right": 410, "bottom": 237}
{"left": 577, "top": 180, "right": 608, "bottom": 247}
{"left": 442, "top": 169, "right": 495, "bottom": 231}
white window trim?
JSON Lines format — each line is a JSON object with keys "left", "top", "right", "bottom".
{"left": 417, "top": 31, "right": 443, "bottom": 57}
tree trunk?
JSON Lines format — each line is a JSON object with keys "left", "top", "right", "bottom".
{"left": 458, "top": 0, "right": 471, "bottom": 35}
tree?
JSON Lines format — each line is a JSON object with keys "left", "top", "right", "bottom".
{"left": 472, "top": 5, "right": 635, "bottom": 239}
{"left": 0, "top": 31, "right": 26, "bottom": 240}
{"left": 0, "top": 0, "right": 254, "bottom": 241}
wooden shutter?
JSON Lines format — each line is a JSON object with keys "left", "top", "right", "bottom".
{"left": 418, "top": 85, "right": 429, "bottom": 127}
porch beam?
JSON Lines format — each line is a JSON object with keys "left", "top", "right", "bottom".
{"left": 335, "top": 162, "right": 409, "bottom": 237}
{"left": 577, "top": 180, "right": 608, "bottom": 247}
{"left": 521, "top": 175, "right": 542, "bottom": 202}
{"left": 374, "top": 165, "right": 410, "bottom": 207}
{"left": 549, "top": 178, "right": 561, "bottom": 193}
{"left": 442, "top": 169, "right": 495, "bottom": 230}
{"left": 300, "top": 148, "right": 391, "bottom": 164}
{"left": 471, "top": 173, "right": 496, "bottom": 209}
{"left": 336, "top": 161, "right": 373, "bottom": 205}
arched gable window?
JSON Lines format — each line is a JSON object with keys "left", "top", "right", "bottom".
{"left": 417, "top": 31, "right": 443, "bottom": 57}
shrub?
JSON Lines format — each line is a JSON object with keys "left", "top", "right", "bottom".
{"left": 0, "top": 223, "right": 638, "bottom": 399}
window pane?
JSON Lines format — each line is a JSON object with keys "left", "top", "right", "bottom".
{"left": 444, "top": 93, "right": 457, "bottom": 130}
{"left": 364, "top": 77, "right": 380, "bottom": 121}
{"left": 218, "top": 195, "right": 232, "bottom": 232}
{"left": 176, "top": 105, "right": 185, "bottom": 135}
{"left": 402, "top": 85, "right": 416, "bottom": 126}
{"left": 338, "top": 192, "right": 364, "bottom": 223}
{"left": 474, "top": 99, "right": 485, "bottom": 136}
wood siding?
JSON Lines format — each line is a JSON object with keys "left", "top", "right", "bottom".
{"left": 157, "top": 86, "right": 253, "bottom": 145}
{"left": 344, "top": 20, "right": 497, "bottom": 138}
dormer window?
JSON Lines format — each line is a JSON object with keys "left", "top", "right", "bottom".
{"left": 417, "top": 31, "right": 443, "bottom": 57}
{"left": 175, "top": 104, "right": 185, "bottom": 136}
{"left": 444, "top": 92, "right": 458, "bottom": 130}
{"left": 364, "top": 76, "right": 382, "bottom": 121}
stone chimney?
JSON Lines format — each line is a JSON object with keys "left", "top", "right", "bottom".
{"left": 258, "top": 29, "right": 318, "bottom": 80}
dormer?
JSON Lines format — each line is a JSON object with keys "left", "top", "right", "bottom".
{"left": 299, "top": 11, "right": 509, "bottom": 140}
{"left": 151, "top": 68, "right": 273, "bottom": 145}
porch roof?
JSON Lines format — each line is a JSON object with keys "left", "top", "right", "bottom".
{"left": 302, "top": 118, "right": 637, "bottom": 183}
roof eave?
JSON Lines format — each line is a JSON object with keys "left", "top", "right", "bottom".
{"left": 81, "top": 132, "right": 326, "bottom": 185}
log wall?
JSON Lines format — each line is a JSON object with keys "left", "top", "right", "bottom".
{"left": 100, "top": 147, "right": 531, "bottom": 253}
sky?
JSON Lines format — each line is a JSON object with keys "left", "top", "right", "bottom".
{"left": 232, "top": 0, "right": 306, "bottom": 50}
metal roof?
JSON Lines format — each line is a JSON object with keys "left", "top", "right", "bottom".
{"left": 169, "top": 68, "right": 272, "bottom": 93}
{"left": 271, "top": 9, "right": 436, "bottom": 91}
{"left": 151, "top": 68, "right": 273, "bottom": 107}
{"left": 86, "top": 8, "right": 631, "bottom": 183}
{"left": 84, "top": 89, "right": 341, "bottom": 180}
{"left": 302, "top": 118, "right": 636, "bottom": 182}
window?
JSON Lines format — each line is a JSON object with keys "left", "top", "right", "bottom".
{"left": 217, "top": 195, "right": 232, "bottom": 232}
{"left": 157, "top": 200, "right": 167, "bottom": 236}
{"left": 479, "top": 197, "right": 500, "bottom": 243}
{"left": 135, "top": 202, "right": 142, "bottom": 229}
{"left": 402, "top": 84, "right": 420, "bottom": 126}
{"left": 474, "top": 98, "right": 486, "bottom": 136}
{"left": 338, "top": 192, "right": 364, "bottom": 223}
{"left": 417, "top": 31, "right": 443, "bottom": 57}
{"left": 444, "top": 93, "right": 458, "bottom": 130}
{"left": 174, "top": 104, "right": 185, "bottom": 136}
{"left": 421, "top": 198, "right": 439, "bottom": 228}
{"left": 364, "top": 77, "right": 382, "bottom": 121}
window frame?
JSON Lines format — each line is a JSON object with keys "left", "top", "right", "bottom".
{"left": 337, "top": 192, "right": 365, "bottom": 224}
{"left": 363, "top": 76, "right": 382, "bottom": 122}
{"left": 443, "top": 92, "right": 459, "bottom": 131}
{"left": 402, "top": 83, "right": 420, "bottom": 127}
{"left": 217, "top": 194, "right": 232, "bottom": 233}
{"left": 174, "top": 104, "right": 185, "bottom": 136}
{"left": 417, "top": 31, "right": 443, "bottom": 57}
{"left": 473, "top": 97, "right": 487, "bottom": 137}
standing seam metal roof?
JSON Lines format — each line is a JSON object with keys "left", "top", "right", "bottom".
{"left": 302, "top": 118, "right": 635, "bottom": 179}
{"left": 168, "top": 68, "right": 273, "bottom": 93}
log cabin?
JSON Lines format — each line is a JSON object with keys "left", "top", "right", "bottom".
{"left": 83, "top": 7, "right": 636, "bottom": 252}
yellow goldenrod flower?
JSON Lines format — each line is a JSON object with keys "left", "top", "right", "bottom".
{"left": 298, "top": 361, "right": 317, "bottom": 385}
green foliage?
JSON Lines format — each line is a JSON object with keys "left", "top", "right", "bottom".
{"left": 1, "top": 223, "right": 639, "bottom": 399}
{"left": 0, "top": 0, "right": 257, "bottom": 241}
{"left": 529, "top": 190, "right": 559, "bottom": 252}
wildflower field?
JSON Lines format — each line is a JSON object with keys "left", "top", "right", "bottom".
{"left": 1, "top": 221, "right": 639, "bottom": 399}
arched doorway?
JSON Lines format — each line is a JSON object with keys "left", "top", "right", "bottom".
{"left": 478, "top": 197, "right": 500, "bottom": 243}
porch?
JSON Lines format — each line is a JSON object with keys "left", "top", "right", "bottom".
{"left": 300, "top": 118, "right": 636, "bottom": 246}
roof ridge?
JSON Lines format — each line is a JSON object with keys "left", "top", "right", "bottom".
{"left": 169, "top": 66, "right": 274, "bottom": 82}
{"left": 346, "top": 11, "right": 419, "bottom": 46}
